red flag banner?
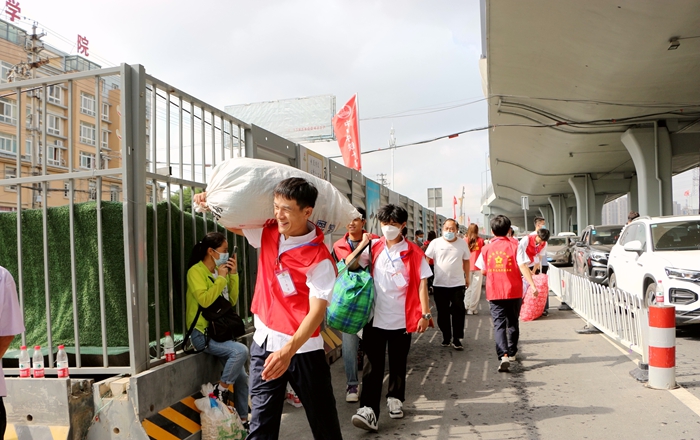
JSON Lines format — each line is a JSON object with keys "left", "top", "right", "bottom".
{"left": 333, "top": 95, "right": 362, "bottom": 171}
{"left": 684, "top": 190, "right": 691, "bottom": 197}
{"left": 453, "top": 196, "right": 457, "bottom": 219}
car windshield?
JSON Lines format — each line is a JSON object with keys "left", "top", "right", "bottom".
{"left": 590, "top": 227, "right": 622, "bottom": 245}
{"left": 652, "top": 220, "right": 700, "bottom": 251}
{"left": 547, "top": 238, "right": 567, "bottom": 246}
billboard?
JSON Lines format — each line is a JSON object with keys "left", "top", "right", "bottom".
{"left": 366, "top": 180, "right": 381, "bottom": 235}
{"left": 225, "top": 95, "right": 336, "bottom": 142}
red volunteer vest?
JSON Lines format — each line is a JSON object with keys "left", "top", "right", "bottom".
{"left": 481, "top": 237, "right": 523, "bottom": 300}
{"left": 468, "top": 237, "right": 485, "bottom": 272}
{"left": 251, "top": 221, "right": 335, "bottom": 337}
{"left": 332, "top": 231, "right": 379, "bottom": 261}
{"left": 371, "top": 237, "right": 425, "bottom": 333}
{"left": 525, "top": 235, "right": 544, "bottom": 264}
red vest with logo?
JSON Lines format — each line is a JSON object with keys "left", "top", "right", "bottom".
{"left": 525, "top": 235, "right": 544, "bottom": 264}
{"left": 251, "top": 222, "right": 335, "bottom": 337}
{"left": 371, "top": 238, "right": 426, "bottom": 333}
{"left": 481, "top": 237, "right": 523, "bottom": 300}
{"left": 468, "top": 237, "right": 485, "bottom": 271}
{"left": 332, "top": 231, "right": 379, "bottom": 261}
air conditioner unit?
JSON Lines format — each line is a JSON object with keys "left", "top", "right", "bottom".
{"left": 34, "top": 195, "right": 42, "bottom": 203}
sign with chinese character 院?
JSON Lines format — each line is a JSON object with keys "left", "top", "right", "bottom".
{"left": 77, "top": 35, "right": 89, "bottom": 56}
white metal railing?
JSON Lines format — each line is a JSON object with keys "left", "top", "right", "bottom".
{"left": 548, "top": 265, "right": 648, "bottom": 362}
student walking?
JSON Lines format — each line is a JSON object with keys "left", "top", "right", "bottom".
{"left": 425, "top": 219, "right": 470, "bottom": 350}
{"left": 344, "top": 204, "right": 432, "bottom": 432}
{"left": 476, "top": 215, "right": 536, "bottom": 372}
{"left": 464, "top": 223, "right": 485, "bottom": 315}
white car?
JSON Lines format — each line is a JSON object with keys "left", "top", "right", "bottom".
{"left": 607, "top": 215, "right": 700, "bottom": 326}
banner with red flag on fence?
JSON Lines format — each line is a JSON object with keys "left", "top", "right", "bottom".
{"left": 332, "top": 95, "right": 362, "bottom": 171}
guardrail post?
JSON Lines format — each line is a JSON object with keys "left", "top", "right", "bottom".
{"left": 647, "top": 304, "right": 676, "bottom": 389}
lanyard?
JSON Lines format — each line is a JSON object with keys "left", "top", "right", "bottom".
{"left": 275, "top": 242, "right": 316, "bottom": 268}
{"left": 384, "top": 246, "right": 406, "bottom": 270}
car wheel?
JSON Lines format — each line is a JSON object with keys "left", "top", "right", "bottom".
{"left": 645, "top": 282, "right": 658, "bottom": 307}
{"left": 609, "top": 272, "right": 617, "bottom": 289}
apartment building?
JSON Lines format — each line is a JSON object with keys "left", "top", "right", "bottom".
{"left": 0, "top": 19, "right": 159, "bottom": 212}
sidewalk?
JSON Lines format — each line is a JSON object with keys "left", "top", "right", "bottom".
{"left": 278, "top": 292, "right": 700, "bottom": 439}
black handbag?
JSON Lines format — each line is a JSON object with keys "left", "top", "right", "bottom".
{"left": 184, "top": 295, "right": 245, "bottom": 352}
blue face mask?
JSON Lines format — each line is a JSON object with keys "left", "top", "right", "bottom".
{"left": 214, "top": 250, "right": 229, "bottom": 267}
{"left": 444, "top": 232, "right": 456, "bottom": 241}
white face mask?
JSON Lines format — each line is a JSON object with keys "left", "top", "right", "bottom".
{"left": 381, "top": 225, "right": 401, "bottom": 241}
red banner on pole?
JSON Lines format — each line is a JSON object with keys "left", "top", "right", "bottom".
{"left": 333, "top": 95, "right": 362, "bottom": 171}
{"left": 453, "top": 196, "right": 457, "bottom": 219}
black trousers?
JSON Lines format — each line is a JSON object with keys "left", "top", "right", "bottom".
{"left": 360, "top": 323, "right": 412, "bottom": 418}
{"left": 489, "top": 298, "right": 523, "bottom": 359}
{"left": 433, "top": 285, "right": 466, "bottom": 342}
{"left": 248, "top": 340, "right": 342, "bottom": 440}
{"left": 0, "top": 396, "right": 5, "bottom": 440}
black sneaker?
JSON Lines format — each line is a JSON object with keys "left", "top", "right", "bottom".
{"left": 441, "top": 340, "right": 451, "bottom": 347}
{"left": 452, "top": 340, "right": 464, "bottom": 351}
{"left": 213, "top": 387, "right": 232, "bottom": 406}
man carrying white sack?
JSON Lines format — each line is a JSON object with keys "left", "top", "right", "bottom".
{"left": 194, "top": 177, "right": 342, "bottom": 440}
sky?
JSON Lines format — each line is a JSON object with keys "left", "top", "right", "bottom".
{"left": 8, "top": 0, "right": 697, "bottom": 221}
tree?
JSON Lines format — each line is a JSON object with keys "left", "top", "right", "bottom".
{"left": 169, "top": 187, "right": 202, "bottom": 213}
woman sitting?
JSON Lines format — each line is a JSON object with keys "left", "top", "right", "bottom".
{"left": 186, "top": 232, "right": 249, "bottom": 424}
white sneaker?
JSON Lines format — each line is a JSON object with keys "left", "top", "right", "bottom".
{"left": 498, "top": 356, "right": 510, "bottom": 372}
{"left": 346, "top": 385, "right": 359, "bottom": 402}
{"left": 352, "top": 406, "right": 378, "bottom": 431}
{"left": 387, "top": 397, "right": 404, "bottom": 419}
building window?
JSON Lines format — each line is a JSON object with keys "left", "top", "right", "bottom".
{"left": 45, "top": 143, "right": 63, "bottom": 167}
{"left": 0, "top": 61, "right": 12, "bottom": 83}
{"left": 4, "top": 165, "right": 16, "bottom": 191}
{"left": 101, "top": 130, "right": 109, "bottom": 150}
{"left": 110, "top": 185, "right": 119, "bottom": 202}
{"left": 80, "top": 92, "right": 96, "bottom": 116}
{"left": 25, "top": 139, "right": 31, "bottom": 156}
{"left": 0, "top": 133, "right": 17, "bottom": 154}
{"left": 47, "top": 114, "right": 62, "bottom": 136}
{"left": 102, "top": 102, "right": 109, "bottom": 121}
{"left": 0, "top": 97, "right": 16, "bottom": 125}
{"left": 79, "top": 121, "right": 96, "bottom": 146}
{"left": 88, "top": 180, "right": 97, "bottom": 201}
{"left": 80, "top": 151, "right": 95, "bottom": 169}
{"left": 47, "top": 85, "right": 62, "bottom": 105}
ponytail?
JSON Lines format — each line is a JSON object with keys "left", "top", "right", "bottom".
{"left": 187, "top": 231, "right": 227, "bottom": 269}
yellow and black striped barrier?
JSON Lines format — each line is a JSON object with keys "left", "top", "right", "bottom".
{"left": 142, "top": 394, "right": 203, "bottom": 440}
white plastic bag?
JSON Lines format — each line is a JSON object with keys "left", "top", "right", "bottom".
{"left": 194, "top": 158, "right": 359, "bottom": 235}
{"left": 194, "top": 383, "right": 246, "bottom": 440}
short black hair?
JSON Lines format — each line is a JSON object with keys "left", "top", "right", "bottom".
{"left": 628, "top": 211, "right": 640, "bottom": 222}
{"left": 427, "top": 230, "right": 437, "bottom": 240}
{"left": 273, "top": 177, "right": 318, "bottom": 209}
{"left": 415, "top": 230, "right": 424, "bottom": 236}
{"left": 534, "top": 216, "right": 545, "bottom": 224}
{"left": 444, "top": 219, "right": 459, "bottom": 228}
{"left": 490, "top": 215, "right": 511, "bottom": 237}
{"left": 377, "top": 204, "right": 408, "bottom": 224}
{"left": 537, "top": 228, "right": 551, "bottom": 242}
{"left": 356, "top": 207, "right": 366, "bottom": 221}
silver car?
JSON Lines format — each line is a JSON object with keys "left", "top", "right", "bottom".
{"left": 546, "top": 236, "right": 573, "bottom": 266}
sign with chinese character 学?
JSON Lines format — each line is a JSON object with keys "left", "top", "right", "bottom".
{"left": 5, "top": 0, "right": 20, "bottom": 22}
{"left": 77, "top": 35, "right": 89, "bottom": 56}
{"left": 332, "top": 95, "right": 361, "bottom": 171}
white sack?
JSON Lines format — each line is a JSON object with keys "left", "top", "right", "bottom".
{"left": 195, "top": 158, "right": 359, "bottom": 235}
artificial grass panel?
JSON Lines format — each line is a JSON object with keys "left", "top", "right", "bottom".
{"left": 0, "top": 201, "right": 225, "bottom": 352}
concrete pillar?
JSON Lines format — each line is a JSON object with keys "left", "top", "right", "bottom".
{"left": 568, "top": 175, "right": 597, "bottom": 230}
{"left": 538, "top": 205, "right": 553, "bottom": 231}
{"left": 570, "top": 207, "right": 577, "bottom": 234}
{"left": 621, "top": 126, "right": 673, "bottom": 216}
{"left": 547, "top": 195, "right": 568, "bottom": 235}
{"left": 628, "top": 175, "right": 639, "bottom": 213}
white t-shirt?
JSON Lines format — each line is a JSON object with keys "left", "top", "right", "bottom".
{"left": 358, "top": 238, "right": 432, "bottom": 330}
{"left": 517, "top": 235, "right": 547, "bottom": 268}
{"left": 425, "top": 237, "right": 470, "bottom": 288}
{"left": 1, "top": 266, "right": 25, "bottom": 397}
{"left": 244, "top": 223, "right": 335, "bottom": 354}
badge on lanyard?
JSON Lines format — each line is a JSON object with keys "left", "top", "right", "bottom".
{"left": 275, "top": 266, "right": 297, "bottom": 296}
{"left": 391, "top": 271, "right": 407, "bottom": 288}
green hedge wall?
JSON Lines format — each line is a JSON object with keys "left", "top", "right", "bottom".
{"left": 0, "top": 201, "right": 227, "bottom": 351}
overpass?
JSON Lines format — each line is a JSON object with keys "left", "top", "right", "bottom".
{"left": 479, "top": 0, "right": 700, "bottom": 233}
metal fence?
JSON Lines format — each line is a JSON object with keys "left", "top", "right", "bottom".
{"left": 548, "top": 265, "right": 648, "bottom": 362}
{"left": 0, "top": 63, "right": 445, "bottom": 378}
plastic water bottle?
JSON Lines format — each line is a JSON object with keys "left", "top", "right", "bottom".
{"left": 56, "top": 345, "right": 69, "bottom": 378}
{"left": 18, "top": 346, "right": 30, "bottom": 378}
{"left": 655, "top": 280, "right": 664, "bottom": 304}
{"left": 32, "top": 346, "right": 45, "bottom": 378}
{"left": 164, "top": 332, "right": 175, "bottom": 362}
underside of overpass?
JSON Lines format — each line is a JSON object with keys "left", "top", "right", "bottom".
{"left": 480, "top": 0, "right": 700, "bottom": 234}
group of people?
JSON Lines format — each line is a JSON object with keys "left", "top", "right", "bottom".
{"left": 184, "top": 176, "right": 556, "bottom": 439}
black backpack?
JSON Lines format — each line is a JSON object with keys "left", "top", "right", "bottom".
{"left": 184, "top": 295, "right": 246, "bottom": 351}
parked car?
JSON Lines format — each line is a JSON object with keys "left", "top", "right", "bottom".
{"left": 572, "top": 224, "right": 624, "bottom": 285}
{"left": 607, "top": 215, "right": 700, "bottom": 326}
{"left": 545, "top": 236, "right": 573, "bottom": 266}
